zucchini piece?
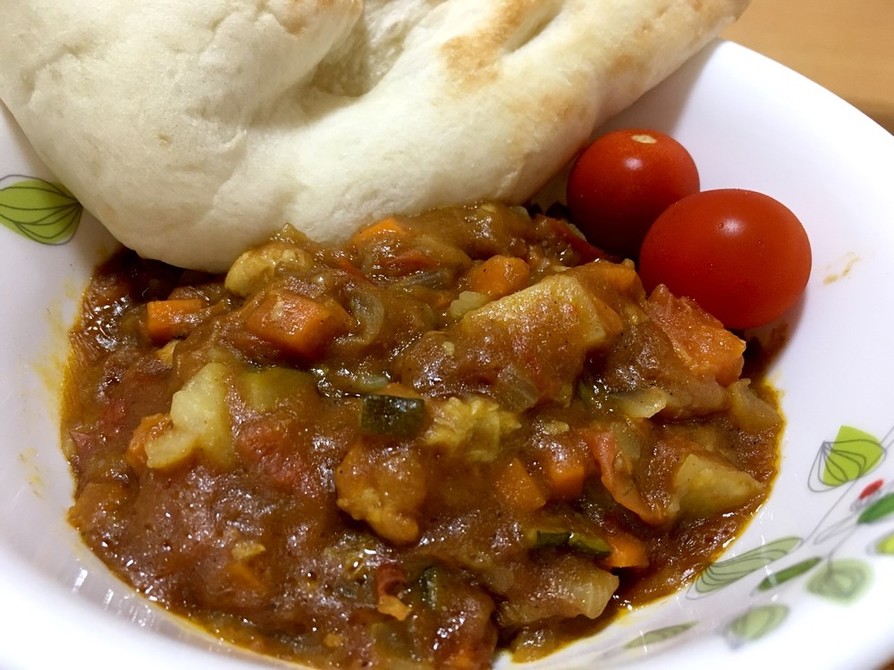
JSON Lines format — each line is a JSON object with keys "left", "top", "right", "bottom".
{"left": 567, "top": 532, "right": 612, "bottom": 557}
{"left": 360, "top": 394, "right": 426, "bottom": 437}
{"left": 528, "top": 529, "right": 571, "bottom": 548}
{"left": 525, "top": 528, "right": 611, "bottom": 558}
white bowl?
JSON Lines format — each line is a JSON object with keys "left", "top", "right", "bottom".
{"left": 2, "top": 39, "right": 894, "bottom": 670}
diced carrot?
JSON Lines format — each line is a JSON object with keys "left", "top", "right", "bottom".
{"left": 602, "top": 531, "right": 650, "bottom": 569}
{"left": 244, "top": 290, "right": 351, "bottom": 359}
{"left": 145, "top": 298, "right": 204, "bottom": 342}
{"left": 645, "top": 284, "right": 745, "bottom": 386}
{"left": 496, "top": 457, "right": 547, "bottom": 513}
{"left": 350, "top": 216, "right": 407, "bottom": 247}
{"left": 465, "top": 255, "right": 530, "bottom": 299}
{"left": 541, "top": 445, "right": 587, "bottom": 500}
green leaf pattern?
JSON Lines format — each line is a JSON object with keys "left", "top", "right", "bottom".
{"left": 874, "top": 531, "right": 894, "bottom": 555}
{"left": 810, "top": 426, "right": 885, "bottom": 490}
{"left": 0, "top": 175, "right": 81, "bottom": 244}
{"left": 672, "top": 422, "right": 894, "bottom": 657}
{"left": 623, "top": 623, "right": 698, "bottom": 651}
{"left": 693, "top": 536, "right": 801, "bottom": 595}
{"left": 806, "top": 559, "right": 872, "bottom": 603}
{"left": 858, "top": 492, "right": 894, "bottom": 524}
{"left": 755, "top": 556, "right": 823, "bottom": 592}
{"left": 723, "top": 604, "right": 789, "bottom": 648}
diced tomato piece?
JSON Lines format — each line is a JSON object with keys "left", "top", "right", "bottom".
{"left": 645, "top": 284, "right": 745, "bottom": 385}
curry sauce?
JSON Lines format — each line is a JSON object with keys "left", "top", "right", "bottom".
{"left": 61, "top": 202, "right": 780, "bottom": 668}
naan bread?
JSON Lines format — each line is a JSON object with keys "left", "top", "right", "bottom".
{"left": 0, "top": 0, "right": 748, "bottom": 271}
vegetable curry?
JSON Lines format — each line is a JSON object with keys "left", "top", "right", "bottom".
{"left": 61, "top": 202, "right": 780, "bottom": 668}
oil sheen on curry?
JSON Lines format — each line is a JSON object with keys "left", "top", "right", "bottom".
{"left": 61, "top": 202, "right": 781, "bottom": 669}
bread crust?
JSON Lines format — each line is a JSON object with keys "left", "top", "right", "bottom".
{"left": 0, "top": 0, "right": 748, "bottom": 271}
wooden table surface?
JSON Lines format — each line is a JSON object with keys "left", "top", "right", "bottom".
{"left": 722, "top": 0, "right": 894, "bottom": 133}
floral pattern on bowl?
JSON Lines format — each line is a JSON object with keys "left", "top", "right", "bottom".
{"left": 617, "top": 424, "right": 894, "bottom": 658}
{"left": 0, "top": 174, "right": 81, "bottom": 244}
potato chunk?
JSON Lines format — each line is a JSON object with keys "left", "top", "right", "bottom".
{"left": 400, "top": 268, "right": 624, "bottom": 408}
{"left": 137, "top": 362, "right": 236, "bottom": 470}
{"left": 498, "top": 554, "right": 618, "bottom": 626}
{"left": 460, "top": 270, "right": 622, "bottom": 357}
{"left": 671, "top": 452, "right": 764, "bottom": 518}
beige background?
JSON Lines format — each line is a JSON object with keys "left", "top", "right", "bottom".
{"left": 723, "top": 0, "right": 894, "bottom": 132}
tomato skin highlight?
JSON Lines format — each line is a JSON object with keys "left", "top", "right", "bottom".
{"left": 566, "top": 129, "right": 700, "bottom": 259}
{"left": 638, "top": 189, "right": 812, "bottom": 330}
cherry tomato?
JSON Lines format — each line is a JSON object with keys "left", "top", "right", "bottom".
{"left": 566, "top": 128, "right": 700, "bottom": 259}
{"left": 638, "top": 189, "right": 812, "bottom": 330}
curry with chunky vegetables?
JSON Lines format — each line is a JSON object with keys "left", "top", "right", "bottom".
{"left": 62, "top": 202, "right": 780, "bottom": 668}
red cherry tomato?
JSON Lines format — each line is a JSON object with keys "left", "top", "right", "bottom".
{"left": 638, "top": 189, "right": 812, "bottom": 330}
{"left": 566, "top": 128, "right": 700, "bottom": 259}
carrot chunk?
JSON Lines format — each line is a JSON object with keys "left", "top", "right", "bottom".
{"left": 465, "top": 255, "right": 530, "bottom": 298}
{"left": 244, "top": 290, "right": 350, "bottom": 360}
{"left": 496, "top": 457, "right": 547, "bottom": 512}
{"left": 602, "top": 532, "right": 650, "bottom": 569}
{"left": 145, "top": 298, "right": 204, "bottom": 342}
{"left": 350, "top": 216, "right": 407, "bottom": 247}
{"left": 541, "top": 447, "right": 587, "bottom": 500}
